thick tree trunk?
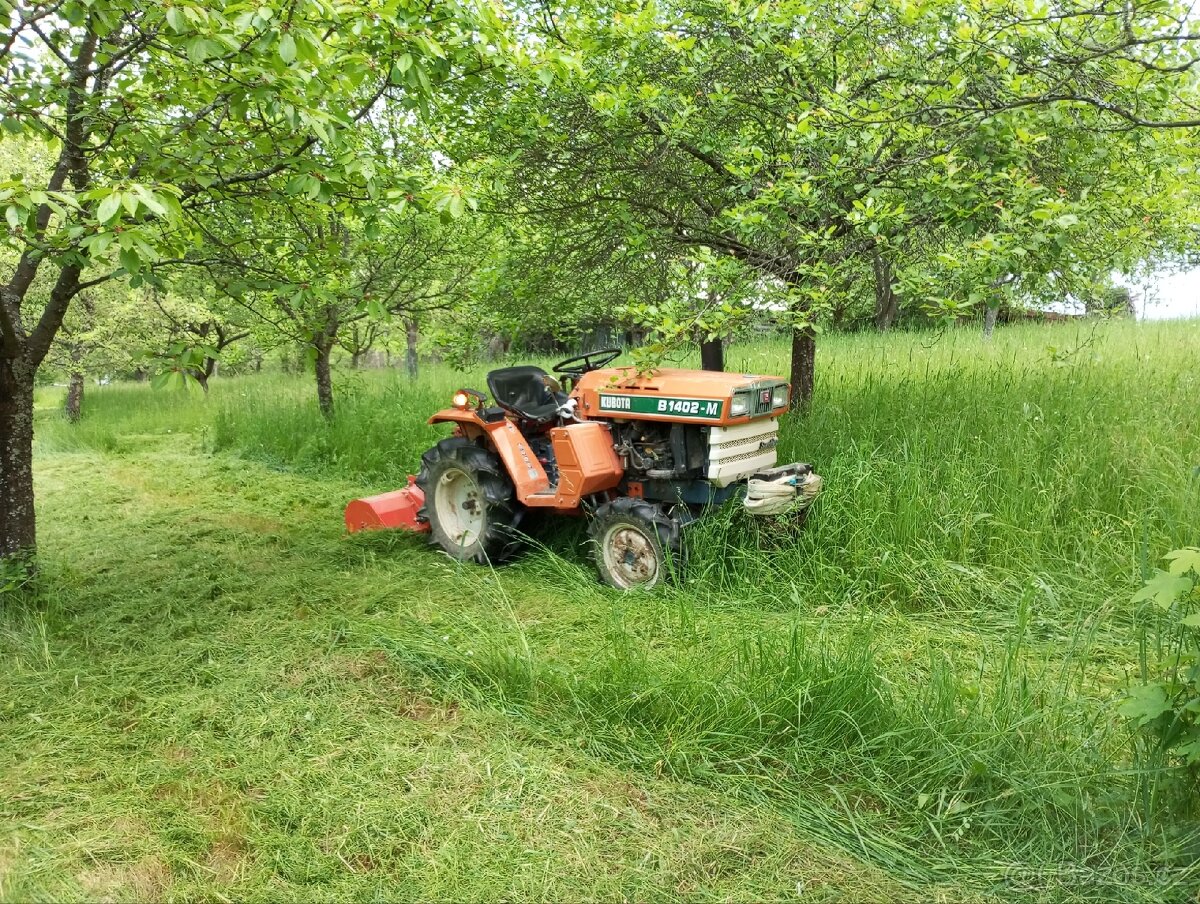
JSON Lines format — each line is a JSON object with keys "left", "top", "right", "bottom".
{"left": 983, "top": 305, "right": 999, "bottom": 341}
{"left": 405, "top": 318, "right": 419, "bottom": 380}
{"left": 314, "top": 341, "right": 334, "bottom": 419}
{"left": 789, "top": 324, "right": 816, "bottom": 411}
{"left": 0, "top": 358, "right": 37, "bottom": 562}
{"left": 872, "top": 250, "right": 900, "bottom": 332}
{"left": 65, "top": 371, "right": 84, "bottom": 422}
{"left": 699, "top": 336, "right": 724, "bottom": 371}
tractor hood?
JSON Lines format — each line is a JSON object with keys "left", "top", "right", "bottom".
{"left": 572, "top": 367, "right": 790, "bottom": 426}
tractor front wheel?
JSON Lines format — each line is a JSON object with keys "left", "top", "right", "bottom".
{"left": 589, "top": 498, "right": 683, "bottom": 590}
{"left": 416, "top": 437, "right": 521, "bottom": 564}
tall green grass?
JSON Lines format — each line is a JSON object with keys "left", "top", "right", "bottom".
{"left": 20, "top": 317, "right": 1200, "bottom": 900}
{"left": 191, "top": 320, "right": 1200, "bottom": 620}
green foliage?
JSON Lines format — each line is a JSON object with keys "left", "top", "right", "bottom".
{"left": 1, "top": 0, "right": 508, "bottom": 404}
{"left": 147, "top": 341, "right": 214, "bottom": 392}
{"left": 463, "top": 0, "right": 1200, "bottom": 351}
{"left": 1121, "top": 548, "right": 1200, "bottom": 779}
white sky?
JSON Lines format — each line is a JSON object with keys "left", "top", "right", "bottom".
{"left": 1134, "top": 268, "right": 1200, "bottom": 320}
{"left": 1049, "top": 266, "right": 1200, "bottom": 320}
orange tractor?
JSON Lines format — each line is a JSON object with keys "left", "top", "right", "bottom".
{"left": 345, "top": 349, "right": 822, "bottom": 589}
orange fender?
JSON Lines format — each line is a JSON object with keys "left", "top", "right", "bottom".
{"left": 428, "top": 408, "right": 553, "bottom": 501}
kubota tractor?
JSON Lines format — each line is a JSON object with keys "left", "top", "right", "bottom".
{"left": 344, "top": 349, "right": 822, "bottom": 589}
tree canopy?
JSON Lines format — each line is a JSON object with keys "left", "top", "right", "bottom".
{"left": 2, "top": 0, "right": 1199, "bottom": 561}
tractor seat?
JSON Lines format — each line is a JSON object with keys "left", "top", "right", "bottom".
{"left": 486, "top": 365, "right": 565, "bottom": 426}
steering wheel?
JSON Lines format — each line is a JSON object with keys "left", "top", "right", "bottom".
{"left": 553, "top": 348, "right": 622, "bottom": 382}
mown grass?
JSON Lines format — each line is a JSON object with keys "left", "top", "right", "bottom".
{"left": 8, "top": 318, "right": 1200, "bottom": 902}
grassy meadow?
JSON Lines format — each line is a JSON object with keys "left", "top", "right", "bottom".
{"left": 3, "top": 319, "right": 1200, "bottom": 902}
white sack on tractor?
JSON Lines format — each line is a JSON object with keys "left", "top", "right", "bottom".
{"left": 743, "top": 472, "right": 824, "bottom": 516}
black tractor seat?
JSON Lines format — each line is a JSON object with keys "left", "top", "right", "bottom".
{"left": 486, "top": 365, "right": 566, "bottom": 426}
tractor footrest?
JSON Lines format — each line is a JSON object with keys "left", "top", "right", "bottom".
{"left": 345, "top": 476, "right": 430, "bottom": 533}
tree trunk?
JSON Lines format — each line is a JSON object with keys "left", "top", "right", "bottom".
{"left": 314, "top": 341, "right": 334, "bottom": 419}
{"left": 0, "top": 358, "right": 37, "bottom": 563}
{"left": 983, "top": 305, "right": 999, "bottom": 341}
{"left": 65, "top": 371, "right": 84, "bottom": 422}
{"left": 699, "top": 336, "right": 724, "bottom": 371}
{"left": 872, "top": 249, "right": 900, "bottom": 332}
{"left": 405, "top": 318, "right": 419, "bottom": 380}
{"left": 350, "top": 351, "right": 361, "bottom": 370}
{"left": 789, "top": 324, "right": 816, "bottom": 411}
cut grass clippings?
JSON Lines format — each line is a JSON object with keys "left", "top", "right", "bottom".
{"left": 6, "top": 318, "right": 1200, "bottom": 902}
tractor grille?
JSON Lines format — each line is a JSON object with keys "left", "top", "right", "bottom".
{"left": 716, "top": 444, "right": 779, "bottom": 466}
{"left": 714, "top": 432, "right": 776, "bottom": 452}
{"left": 706, "top": 420, "right": 780, "bottom": 487}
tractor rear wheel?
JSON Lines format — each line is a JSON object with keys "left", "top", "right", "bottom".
{"left": 416, "top": 437, "right": 521, "bottom": 564}
{"left": 589, "top": 497, "right": 683, "bottom": 590}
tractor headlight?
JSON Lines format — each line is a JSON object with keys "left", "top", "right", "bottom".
{"left": 452, "top": 390, "right": 471, "bottom": 409}
{"left": 771, "top": 385, "right": 788, "bottom": 408}
{"left": 730, "top": 393, "right": 750, "bottom": 417}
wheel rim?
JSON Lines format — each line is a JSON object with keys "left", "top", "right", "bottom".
{"left": 601, "top": 522, "right": 660, "bottom": 588}
{"left": 433, "top": 467, "right": 484, "bottom": 548}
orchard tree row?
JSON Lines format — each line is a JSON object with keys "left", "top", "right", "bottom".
{"left": 3, "top": 0, "right": 1199, "bottom": 563}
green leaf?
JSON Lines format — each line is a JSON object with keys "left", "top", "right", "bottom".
{"left": 1117, "top": 683, "right": 1172, "bottom": 725}
{"left": 415, "top": 63, "right": 432, "bottom": 94}
{"left": 119, "top": 246, "right": 140, "bottom": 274}
{"left": 185, "top": 36, "right": 211, "bottom": 63}
{"left": 1132, "top": 573, "right": 1193, "bottom": 609}
{"left": 132, "top": 185, "right": 168, "bottom": 218}
{"left": 165, "top": 6, "right": 186, "bottom": 32}
{"left": 96, "top": 192, "right": 122, "bottom": 224}
{"left": 1165, "top": 548, "right": 1200, "bottom": 577}
{"left": 1173, "top": 732, "right": 1200, "bottom": 764}
{"left": 279, "top": 33, "right": 296, "bottom": 65}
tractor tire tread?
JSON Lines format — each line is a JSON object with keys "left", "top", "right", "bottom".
{"left": 588, "top": 497, "right": 685, "bottom": 589}
{"left": 415, "top": 436, "right": 522, "bottom": 564}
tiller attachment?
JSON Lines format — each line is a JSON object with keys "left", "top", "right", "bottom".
{"left": 344, "top": 475, "right": 430, "bottom": 534}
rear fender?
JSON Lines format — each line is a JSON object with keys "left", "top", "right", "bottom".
{"left": 428, "top": 408, "right": 485, "bottom": 427}
{"left": 428, "top": 409, "right": 551, "bottom": 501}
